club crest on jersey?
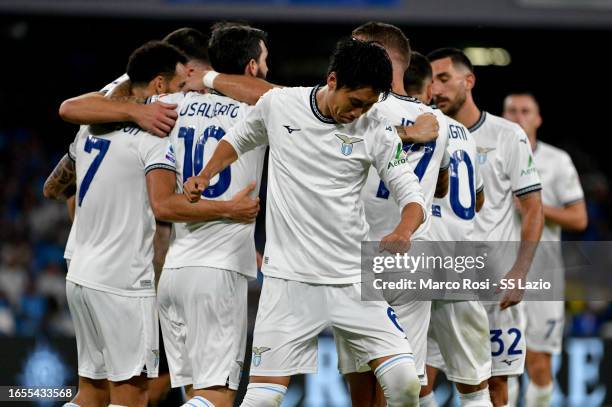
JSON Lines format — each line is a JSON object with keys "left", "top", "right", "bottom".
{"left": 477, "top": 147, "right": 495, "bottom": 164}
{"left": 252, "top": 347, "right": 271, "bottom": 367}
{"left": 335, "top": 134, "right": 363, "bottom": 156}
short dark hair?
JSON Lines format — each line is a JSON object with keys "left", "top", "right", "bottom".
{"left": 404, "top": 51, "right": 432, "bottom": 95}
{"left": 163, "top": 27, "right": 209, "bottom": 64}
{"left": 126, "top": 41, "right": 188, "bottom": 86}
{"left": 427, "top": 47, "right": 473, "bottom": 73}
{"left": 352, "top": 22, "right": 411, "bottom": 69}
{"left": 208, "top": 24, "right": 268, "bottom": 75}
{"left": 505, "top": 91, "right": 540, "bottom": 110}
{"left": 327, "top": 38, "right": 392, "bottom": 95}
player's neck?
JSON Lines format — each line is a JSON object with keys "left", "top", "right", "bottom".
{"left": 390, "top": 60, "right": 407, "bottom": 95}
{"left": 528, "top": 133, "right": 537, "bottom": 149}
{"left": 315, "top": 85, "right": 333, "bottom": 118}
{"left": 391, "top": 72, "right": 407, "bottom": 95}
{"left": 131, "top": 84, "right": 155, "bottom": 100}
{"left": 454, "top": 99, "right": 481, "bottom": 130}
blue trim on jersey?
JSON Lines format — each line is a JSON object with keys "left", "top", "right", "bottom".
{"left": 144, "top": 163, "right": 177, "bottom": 175}
{"left": 514, "top": 183, "right": 542, "bottom": 197}
{"left": 258, "top": 385, "right": 287, "bottom": 395}
{"left": 389, "top": 91, "right": 422, "bottom": 104}
{"left": 194, "top": 396, "right": 212, "bottom": 407}
{"left": 309, "top": 86, "right": 336, "bottom": 124}
{"left": 373, "top": 354, "right": 415, "bottom": 375}
{"left": 468, "top": 111, "right": 487, "bottom": 133}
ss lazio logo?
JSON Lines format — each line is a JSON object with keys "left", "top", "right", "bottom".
{"left": 252, "top": 347, "right": 271, "bottom": 367}
{"left": 335, "top": 134, "right": 363, "bottom": 156}
{"left": 477, "top": 146, "right": 496, "bottom": 164}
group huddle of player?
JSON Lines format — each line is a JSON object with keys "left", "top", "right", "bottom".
{"left": 43, "top": 20, "right": 588, "bottom": 407}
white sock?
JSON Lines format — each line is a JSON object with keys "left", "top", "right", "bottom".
{"left": 459, "top": 388, "right": 493, "bottom": 407}
{"left": 374, "top": 354, "right": 421, "bottom": 407}
{"left": 507, "top": 376, "right": 519, "bottom": 407}
{"left": 240, "top": 383, "right": 287, "bottom": 407}
{"left": 525, "top": 381, "right": 553, "bottom": 407}
{"left": 182, "top": 396, "right": 216, "bottom": 407}
{"left": 419, "top": 392, "right": 440, "bottom": 407}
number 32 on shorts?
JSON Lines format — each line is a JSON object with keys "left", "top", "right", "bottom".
{"left": 490, "top": 328, "right": 523, "bottom": 357}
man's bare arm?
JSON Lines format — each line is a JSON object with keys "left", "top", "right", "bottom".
{"left": 434, "top": 168, "right": 449, "bottom": 198}
{"left": 208, "top": 72, "right": 279, "bottom": 105}
{"left": 147, "top": 168, "right": 258, "bottom": 223}
{"left": 59, "top": 80, "right": 178, "bottom": 137}
{"left": 183, "top": 140, "right": 240, "bottom": 202}
{"left": 500, "top": 190, "right": 544, "bottom": 310}
{"left": 543, "top": 201, "right": 588, "bottom": 231}
{"left": 475, "top": 190, "right": 485, "bottom": 212}
{"left": 395, "top": 113, "right": 439, "bottom": 144}
{"left": 43, "top": 154, "right": 76, "bottom": 201}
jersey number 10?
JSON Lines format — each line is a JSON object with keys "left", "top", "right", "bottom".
{"left": 178, "top": 125, "right": 231, "bottom": 198}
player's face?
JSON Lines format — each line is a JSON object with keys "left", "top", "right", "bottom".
{"left": 164, "top": 62, "right": 188, "bottom": 93}
{"left": 503, "top": 95, "right": 542, "bottom": 135}
{"left": 329, "top": 86, "right": 380, "bottom": 124}
{"left": 431, "top": 57, "right": 468, "bottom": 117}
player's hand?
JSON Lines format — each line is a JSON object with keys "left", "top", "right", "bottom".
{"left": 132, "top": 102, "right": 178, "bottom": 137}
{"left": 183, "top": 175, "right": 209, "bottom": 203}
{"left": 497, "top": 266, "right": 527, "bottom": 310}
{"left": 227, "top": 182, "right": 260, "bottom": 223}
{"left": 400, "top": 113, "right": 439, "bottom": 143}
{"left": 379, "top": 231, "right": 412, "bottom": 254}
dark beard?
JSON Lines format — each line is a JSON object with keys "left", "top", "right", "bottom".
{"left": 439, "top": 92, "right": 466, "bottom": 118}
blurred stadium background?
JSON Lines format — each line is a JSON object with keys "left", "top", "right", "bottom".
{"left": 1, "top": 0, "right": 612, "bottom": 405}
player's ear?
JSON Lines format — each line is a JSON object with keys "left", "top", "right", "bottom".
{"left": 535, "top": 112, "right": 543, "bottom": 129}
{"left": 465, "top": 72, "right": 476, "bottom": 91}
{"left": 245, "top": 59, "right": 257, "bottom": 77}
{"left": 426, "top": 83, "right": 433, "bottom": 104}
{"left": 327, "top": 72, "right": 337, "bottom": 91}
{"left": 151, "top": 75, "right": 166, "bottom": 93}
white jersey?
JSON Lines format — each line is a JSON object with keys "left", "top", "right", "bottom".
{"left": 67, "top": 124, "right": 176, "bottom": 296}
{"left": 99, "top": 73, "right": 130, "bottom": 96}
{"left": 470, "top": 112, "right": 541, "bottom": 241}
{"left": 426, "top": 117, "right": 483, "bottom": 241}
{"left": 224, "top": 86, "right": 426, "bottom": 284}
{"left": 158, "top": 91, "right": 266, "bottom": 278}
{"left": 361, "top": 94, "right": 450, "bottom": 241}
{"left": 533, "top": 141, "right": 584, "bottom": 241}
{"left": 64, "top": 76, "right": 130, "bottom": 261}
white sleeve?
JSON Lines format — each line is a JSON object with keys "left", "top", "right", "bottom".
{"left": 440, "top": 149, "right": 450, "bottom": 171}
{"left": 139, "top": 135, "right": 177, "bottom": 175}
{"left": 369, "top": 123, "right": 427, "bottom": 218}
{"left": 148, "top": 92, "right": 187, "bottom": 106}
{"left": 507, "top": 127, "right": 542, "bottom": 197}
{"left": 556, "top": 152, "right": 584, "bottom": 206}
{"left": 68, "top": 125, "right": 87, "bottom": 161}
{"left": 223, "top": 91, "right": 270, "bottom": 156}
{"left": 99, "top": 73, "right": 129, "bottom": 95}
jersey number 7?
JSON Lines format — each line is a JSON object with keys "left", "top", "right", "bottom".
{"left": 78, "top": 136, "right": 111, "bottom": 207}
{"left": 376, "top": 141, "right": 436, "bottom": 199}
